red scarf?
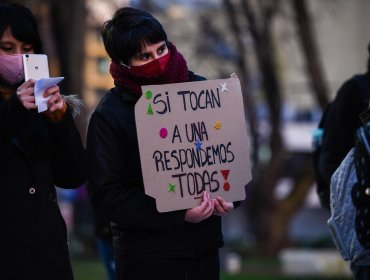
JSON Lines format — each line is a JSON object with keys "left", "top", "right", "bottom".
{"left": 110, "top": 42, "right": 189, "bottom": 96}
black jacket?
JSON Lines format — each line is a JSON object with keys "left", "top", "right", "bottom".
{"left": 319, "top": 72, "right": 370, "bottom": 186}
{"left": 0, "top": 93, "right": 87, "bottom": 280}
{"left": 87, "top": 72, "right": 224, "bottom": 260}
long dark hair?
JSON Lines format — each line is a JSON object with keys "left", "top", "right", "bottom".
{"left": 0, "top": 2, "right": 43, "bottom": 54}
{"left": 101, "top": 7, "right": 167, "bottom": 65}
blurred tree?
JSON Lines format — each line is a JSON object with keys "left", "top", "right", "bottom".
{"left": 224, "top": 0, "right": 286, "bottom": 256}
{"left": 222, "top": 0, "right": 259, "bottom": 166}
{"left": 135, "top": 0, "right": 158, "bottom": 11}
{"left": 49, "top": 0, "right": 87, "bottom": 138}
{"left": 49, "top": 0, "right": 86, "bottom": 97}
{"left": 12, "top": 0, "right": 331, "bottom": 257}
{"left": 292, "top": 0, "right": 330, "bottom": 109}
{"left": 220, "top": 0, "right": 329, "bottom": 256}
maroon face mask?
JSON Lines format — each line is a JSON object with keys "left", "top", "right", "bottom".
{"left": 110, "top": 42, "right": 189, "bottom": 96}
{"left": 128, "top": 51, "right": 171, "bottom": 77}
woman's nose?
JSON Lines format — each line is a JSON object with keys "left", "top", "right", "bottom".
{"left": 152, "top": 53, "right": 161, "bottom": 60}
{"left": 13, "top": 47, "right": 23, "bottom": 54}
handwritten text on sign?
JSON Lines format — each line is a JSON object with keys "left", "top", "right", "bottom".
{"left": 135, "top": 76, "right": 252, "bottom": 212}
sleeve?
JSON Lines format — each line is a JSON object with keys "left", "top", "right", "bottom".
{"left": 86, "top": 110, "right": 186, "bottom": 231}
{"left": 0, "top": 97, "right": 9, "bottom": 127}
{"left": 45, "top": 107, "right": 87, "bottom": 188}
{"left": 319, "top": 78, "right": 367, "bottom": 185}
{"left": 0, "top": 99, "right": 8, "bottom": 133}
{"left": 3, "top": 93, "right": 37, "bottom": 126}
{"left": 233, "top": 201, "right": 242, "bottom": 208}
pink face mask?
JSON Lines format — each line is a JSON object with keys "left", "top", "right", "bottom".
{"left": 0, "top": 54, "right": 24, "bottom": 85}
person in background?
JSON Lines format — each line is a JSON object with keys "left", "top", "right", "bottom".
{"left": 319, "top": 42, "right": 370, "bottom": 280}
{"left": 0, "top": 2, "right": 87, "bottom": 280}
{"left": 319, "top": 43, "right": 370, "bottom": 189}
{"left": 86, "top": 7, "right": 239, "bottom": 280}
{"left": 94, "top": 212, "right": 115, "bottom": 280}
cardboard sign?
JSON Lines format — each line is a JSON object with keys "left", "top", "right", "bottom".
{"left": 135, "top": 75, "right": 252, "bottom": 212}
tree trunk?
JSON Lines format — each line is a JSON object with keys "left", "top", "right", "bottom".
{"left": 241, "top": 0, "right": 284, "bottom": 256}
{"left": 292, "top": 0, "right": 330, "bottom": 109}
{"left": 269, "top": 154, "right": 315, "bottom": 254}
{"left": 50, "top": 0, "right": 87, "bottom": 141}
{"left": 223, "top": 0, "right": 259, "bottom": 165}
{"left": 222, "top": 0, "right": 320, "bottom": 256}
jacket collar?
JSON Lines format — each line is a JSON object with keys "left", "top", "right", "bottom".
{"left": 113, "top": 84, "right": 141, "bottom": 103}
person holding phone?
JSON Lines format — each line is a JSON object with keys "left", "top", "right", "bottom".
{"left": 87, "top": 7, "right": 238, "bottom": 280}
{"left": 0, "top": 3, "right": 86, "bottom": 279}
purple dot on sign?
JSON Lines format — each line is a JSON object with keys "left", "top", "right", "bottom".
{"left": 159, "top": 128, "right": 168, "bottom": 138}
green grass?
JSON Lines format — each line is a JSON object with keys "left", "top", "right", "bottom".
{"left": 71, "top": 259, "right": 351, "bottom": 280}
{"left": 72, "top": 260, "right": 107, "bottom": 280}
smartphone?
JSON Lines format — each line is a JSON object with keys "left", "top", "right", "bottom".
{"left": 22, "top": 54, "right": 50, "bottom": 81}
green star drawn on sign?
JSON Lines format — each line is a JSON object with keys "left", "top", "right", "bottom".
{"left": 168, "top": 183, "right": 176, "bottom": 193}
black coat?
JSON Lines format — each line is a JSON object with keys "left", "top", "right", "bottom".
{"left": 319, "top": 72, "right": 370, "bottom": 185}
{"left": 0, "top": 93, "right": 87, "bottom": 280}
{"left": 87, "top": 72, "right": 224, "bottom": 261}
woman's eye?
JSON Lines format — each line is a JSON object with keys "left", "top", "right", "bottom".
{"left": 0, "top": 46, "right": 13, "bottom": 52}
{"left": 140, "top": 54, "right": 150, "bottom": 61}
{"left": 158, "top": 46, "right": 166, "bottom": 55}
{"left": 23, "top": 47, "right": 34, "bottom": 53}
{"left": 22, "top": 45, "right": 34, "bottom": 53}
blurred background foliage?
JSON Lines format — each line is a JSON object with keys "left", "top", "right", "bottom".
{"left": 7, "top": 0, "right": 370, "bottom": 278}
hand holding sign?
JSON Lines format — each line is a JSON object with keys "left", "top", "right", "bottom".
{"left": 135, "top": 75, "right": 252, "bottom": 212}
{"left": 213, "top": 196, "right": 234, "bottom": 216}
{"left": 184, "top": 191, "right": 214, "bottom": 223}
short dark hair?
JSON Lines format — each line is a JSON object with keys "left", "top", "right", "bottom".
{"left": 101, "top": 7, "right": 167, "bottom": 65}
{"left": 0, "top": 2, "right": 43, "bottom": 54}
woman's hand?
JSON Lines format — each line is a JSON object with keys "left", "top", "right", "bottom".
{"left": 213, "top": 196, "right": 234, "bottom": 216}
{"left": 44, "top": 85, "right": 65, "bottom": 113}
{"left": 16, "top": 81, "right": 65, "bottom": 113}
{"left": 184, "top": 191, "right": 214, "bottom": 223}
{"left": 16, "top": 79, "right": 37, "bottom": 110}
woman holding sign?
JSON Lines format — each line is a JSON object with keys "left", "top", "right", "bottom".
{"left": 87, "top": 7, "right": 237, "bottom": 280}
{"left": 0, "top": 3, "right": 86, "bottom": 279}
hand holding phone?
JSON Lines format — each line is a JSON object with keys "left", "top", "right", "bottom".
{"left": 16, "top": 79, "right": 37, "bottom": 110}
{"left": 20, "top": 54, "right": 64, "bottom": 113}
